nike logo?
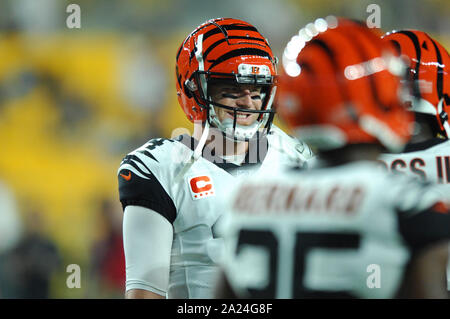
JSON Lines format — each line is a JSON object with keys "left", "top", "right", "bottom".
{"left": 120, "top": 171, "right": 131, "bottom": 181}
{"left": 432, "top": 201, "right": 449, "bottom": 214}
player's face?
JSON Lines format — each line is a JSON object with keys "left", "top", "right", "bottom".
{"left": 209, "top": 83, "right": 263, "bottom": 126}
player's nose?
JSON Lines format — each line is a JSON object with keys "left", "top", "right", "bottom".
{"left": 236, "top": 90, "right": 253, "bottom": 109}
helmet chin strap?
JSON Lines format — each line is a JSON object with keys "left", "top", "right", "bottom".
{"left": 174, "top": 120, "right": 210, "bottom": 183}
{"left": 220, "top": 118, "right": 260, "bottom": 141}
{"left": 193, "top": 119, "right": 210, "bottom": 160}
{"left": 208, "top": 102, "right": 267, "bottom": 141}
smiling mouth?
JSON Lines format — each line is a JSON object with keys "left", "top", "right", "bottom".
{"left": 226, "top": 111, "right": 251, "bottom": 119}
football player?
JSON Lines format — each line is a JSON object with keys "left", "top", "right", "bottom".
{"left": 216, "top": 18, "right": 450, "bottom": 299}
{"left": 378, "top": 30, "right": 450, "bottom": 199}
{"left": 378, "top": 30, "right": 450, "bottom": 291}
{"left": 118, "top": 18, "right": 313, "bottom": 299}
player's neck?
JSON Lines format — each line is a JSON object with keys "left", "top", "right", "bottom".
{"left": 193, "top": 123, "right": 249, "bottom": 157}
{"left": 206, "top": 136, "right": 249, "bottom": 157}
{"left": 409, "top": 113, "right": 443, "bottom": 144}
{"left": 408, "top": 129, "right": 436, "bottom": 144}
{"left": 409, "top": 135, "right": 432, "bottom": 144}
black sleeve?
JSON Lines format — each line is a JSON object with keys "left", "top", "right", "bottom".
{"left": 397, "top": 203, "right": 450, "bottom": 252}
{"left": 118, "top": 156, "right": 176, "bottom": 224}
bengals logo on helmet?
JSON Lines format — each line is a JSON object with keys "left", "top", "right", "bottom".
{"left": 251, "top": 66, "right": 260, "bottom": 74}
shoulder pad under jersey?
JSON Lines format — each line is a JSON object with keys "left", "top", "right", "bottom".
{"left": 269, "top": 125, "right": 315, "bottom": 164}
{"left": 117, "top": 137, "right": 181, "bottom": 223}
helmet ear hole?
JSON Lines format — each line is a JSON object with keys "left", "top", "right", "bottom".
{"left": 184, "top": 79, "right": 199, "bottom": 99}
{"left": 184, "top": 83, "right": 193, "bottom": 99}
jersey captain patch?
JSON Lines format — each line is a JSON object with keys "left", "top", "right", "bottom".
{"left": 188, "top": 175, "right": 215, "bottom": 200}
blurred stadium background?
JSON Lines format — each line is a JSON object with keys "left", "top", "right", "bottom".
{"left": 0, "top": 0, "right": 448, "bottom": 298}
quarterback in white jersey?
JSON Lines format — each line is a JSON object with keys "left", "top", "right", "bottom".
{"left": 118, "top": 127, "right": 310, "bottom": 298}
{"left": 118, "top": 18, "right": 312, "bottom": 299}
{"left": 217, "top": 18, "right": 450, "bottom": 299}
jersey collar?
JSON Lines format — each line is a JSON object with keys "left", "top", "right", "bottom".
{"left": 174, "top": 134, "right": 269, "bottom": 170}
{"left": 403, "top": 138, "right": 448, "bottom": 153}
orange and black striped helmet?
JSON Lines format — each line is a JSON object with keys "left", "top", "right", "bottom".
{"left": 175, "top": 18, "right": 277, "bottom": 141}
{"left": 382, "top": 30, "right": 450, "bottom": 138}
{"left": 276, "top": 17, "right": 413, "bottom": 152}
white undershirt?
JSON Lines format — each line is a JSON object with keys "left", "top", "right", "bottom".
{"left": 122, "top": 205, "right": 173, "bottom": 297}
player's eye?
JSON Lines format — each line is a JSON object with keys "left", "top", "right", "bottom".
{"left": 251, "top": 95, "right": 262, "bottom": 100}
{"left": 222, "top": 93, "right": 239, "bottom": 99}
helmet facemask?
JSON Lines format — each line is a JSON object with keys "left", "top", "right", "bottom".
{"left": 188, "top": 68, "right": 276, "bottom": 141}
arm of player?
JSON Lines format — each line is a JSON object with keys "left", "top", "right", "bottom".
{"left": 396, "top": 201, "right": 450, "bottom": 299}
{"left": 398, "top": 240, "right": 449, "bottom": 299}
{"left": 123, "top": 205, "right": 173, "bottom": 299}
{"left": 214, "top": 269, "right": 238, "bottom": 299}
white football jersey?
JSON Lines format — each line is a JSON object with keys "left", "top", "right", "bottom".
{"left": 220, "top": 161, "right": 450, "bottom": 298}
{"left": 380, "top": 138, "right": 450, "bottom": 289}
{"left": 379, "top": 139, "right": 450, "bottom": 200}
{"left": 118, "top": 126, "right": 313, "bottom": 298}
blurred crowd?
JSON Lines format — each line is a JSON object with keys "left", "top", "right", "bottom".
{"left": 0, "top": 0, "right": 448, "bottom": 298}
{"left": 0, "top": 0, "right": 182, "bottom": 298}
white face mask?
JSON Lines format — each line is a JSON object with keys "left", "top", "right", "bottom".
{"left": 207, "top": 87, "right": 275, "bottom": 141}
{"left": 208, "top": 102, "right": 268, "bottom": 141}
